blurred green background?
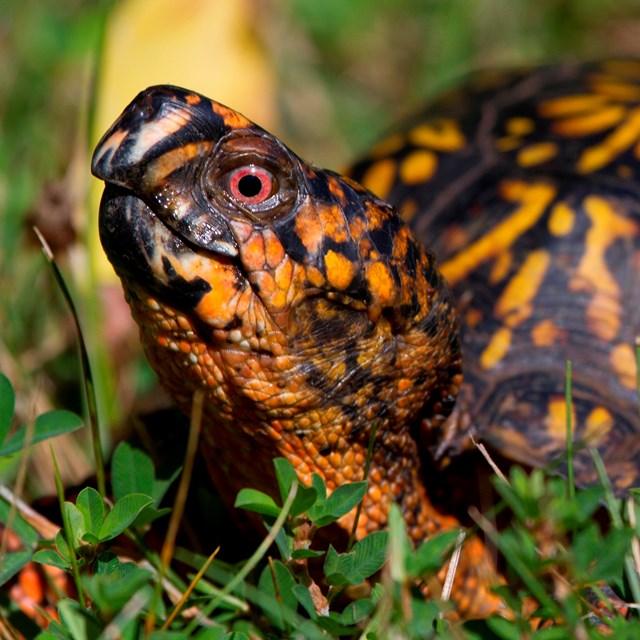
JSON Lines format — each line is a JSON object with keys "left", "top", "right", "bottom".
{"left": 2, "top": 0, "right": 640, "bottom": 495}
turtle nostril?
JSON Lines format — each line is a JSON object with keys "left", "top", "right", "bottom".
{"left": 131, "top": 89, "right": 166, "bottom": 122}
{"left": 135, "top": 100, "right": 156, "bottom": 121}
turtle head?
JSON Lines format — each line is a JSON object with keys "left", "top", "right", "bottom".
{"left": 92, "top": 86, "right": 462, "bottom": 532}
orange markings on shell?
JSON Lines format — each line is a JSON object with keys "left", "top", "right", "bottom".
{"left": 408, "top": 119, "right": 466, "bottom": 152}
{"left": 586, "top": 291, "right": 623, "bottom": 342}
{"left": 552, "top": 105, "right": 626, "bottom": 137}
{"left": 572, "top": 196, "right": 636, "bottom": 296}
{"left": 480, "top": 327, "right": 512, "bottom": 369}
{"left": 584, "top": 406, "right": 614, "bottom": 446}
{"left": 577, "top": 107, "right": 640, "bottom": 173}
{"left": 365, "top": 200, "right": 390, "bottom": 231}
{"left": 361, "top": 159, "right": 396, "bottom": 200}
{"left": 610, "top": 343, "right": 638, "bottom": 390}
{"left": 465, "top": 308, "right": 483, "bottom": 328}
{"left": 399, "top": 149, "right": 438, "bottom": 184}
{"left": 494, "top": 249, "right": 551, "bottom": 328}
{"left": 531, "top": 319, "right": 566, "bottom": 347}
{"left": 505, "top": 116, "right": 535, "bottom": 136}
{"left": 548, "top": 202, "right": 576, "bottom": 236}
{"left": 538, "top": 93, "right": 608, "bottom": 118}
{"left": 517, "top": 142, "right": 558, "bottom": 167}
{"left": 488, "top": 250, "right": 513, "bottom": 285}
{"left": 589, "top": 74, "right": 640, "bottom": 101}
{"left": 545, "top": 396, "right": 575, "bottom": 442}
{"left": 441, "top": 180, "right": 556, "bottom": 286}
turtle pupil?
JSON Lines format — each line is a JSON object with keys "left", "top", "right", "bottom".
{"left": 238, "top": 174, "right": 263, "bottom": 198}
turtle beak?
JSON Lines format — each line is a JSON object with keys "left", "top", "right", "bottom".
{"left": 92, "top": 85, "right": 239, "bottom": 258}
{"left": 92, "top": 85, "right": 199, "bottom": 187}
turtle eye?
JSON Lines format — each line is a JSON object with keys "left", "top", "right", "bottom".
{"left": 227, "top": 165, "right": 276, "bottom": 204}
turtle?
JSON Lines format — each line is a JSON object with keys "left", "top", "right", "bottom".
{"left": 91, "top": 59, "right": 640, "bottom": 619}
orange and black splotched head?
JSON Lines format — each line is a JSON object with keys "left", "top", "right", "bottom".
{"left": 92, "top": 85, "right": 446, "bottom": 337}
{"left": 92, "top": 86, "right": 461, "bottom": 455}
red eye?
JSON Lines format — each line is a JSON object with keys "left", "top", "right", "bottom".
{"left": 228, "top": 165, "right": 275, "bottom": 204}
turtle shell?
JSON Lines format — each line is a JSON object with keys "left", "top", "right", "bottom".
{"left": 348, "top": 60, "right": 640, "bottom": 492}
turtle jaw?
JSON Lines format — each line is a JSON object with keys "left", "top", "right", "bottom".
{"left": 97, "top": 183, "right": 167, "bottom": 285}
{"left": 98, "top": 183, "right": 225, "bottom": 314}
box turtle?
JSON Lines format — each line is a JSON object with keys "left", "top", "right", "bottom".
{"left": 92, "top": 60, "right": 640, "bottom": 619}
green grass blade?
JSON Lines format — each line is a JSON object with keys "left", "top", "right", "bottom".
{"left": 0, "top": 373, "right": 15, "bottom": 444}
{"left": 34, "top": 228, "right": 106, "bottom": 497}
{"left": 0, "top": 410, "right": 83, "bottom": 457}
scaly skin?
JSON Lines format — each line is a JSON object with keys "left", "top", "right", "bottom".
{"left": 92, "top": 86, "right": 503, "bottom": 618}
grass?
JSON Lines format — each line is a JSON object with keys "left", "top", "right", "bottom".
{"left": 1, "top": 363, "right": 640, "bottom": 637}
{"left": 2, "top": 1, "right": 640, "bottom": 637}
